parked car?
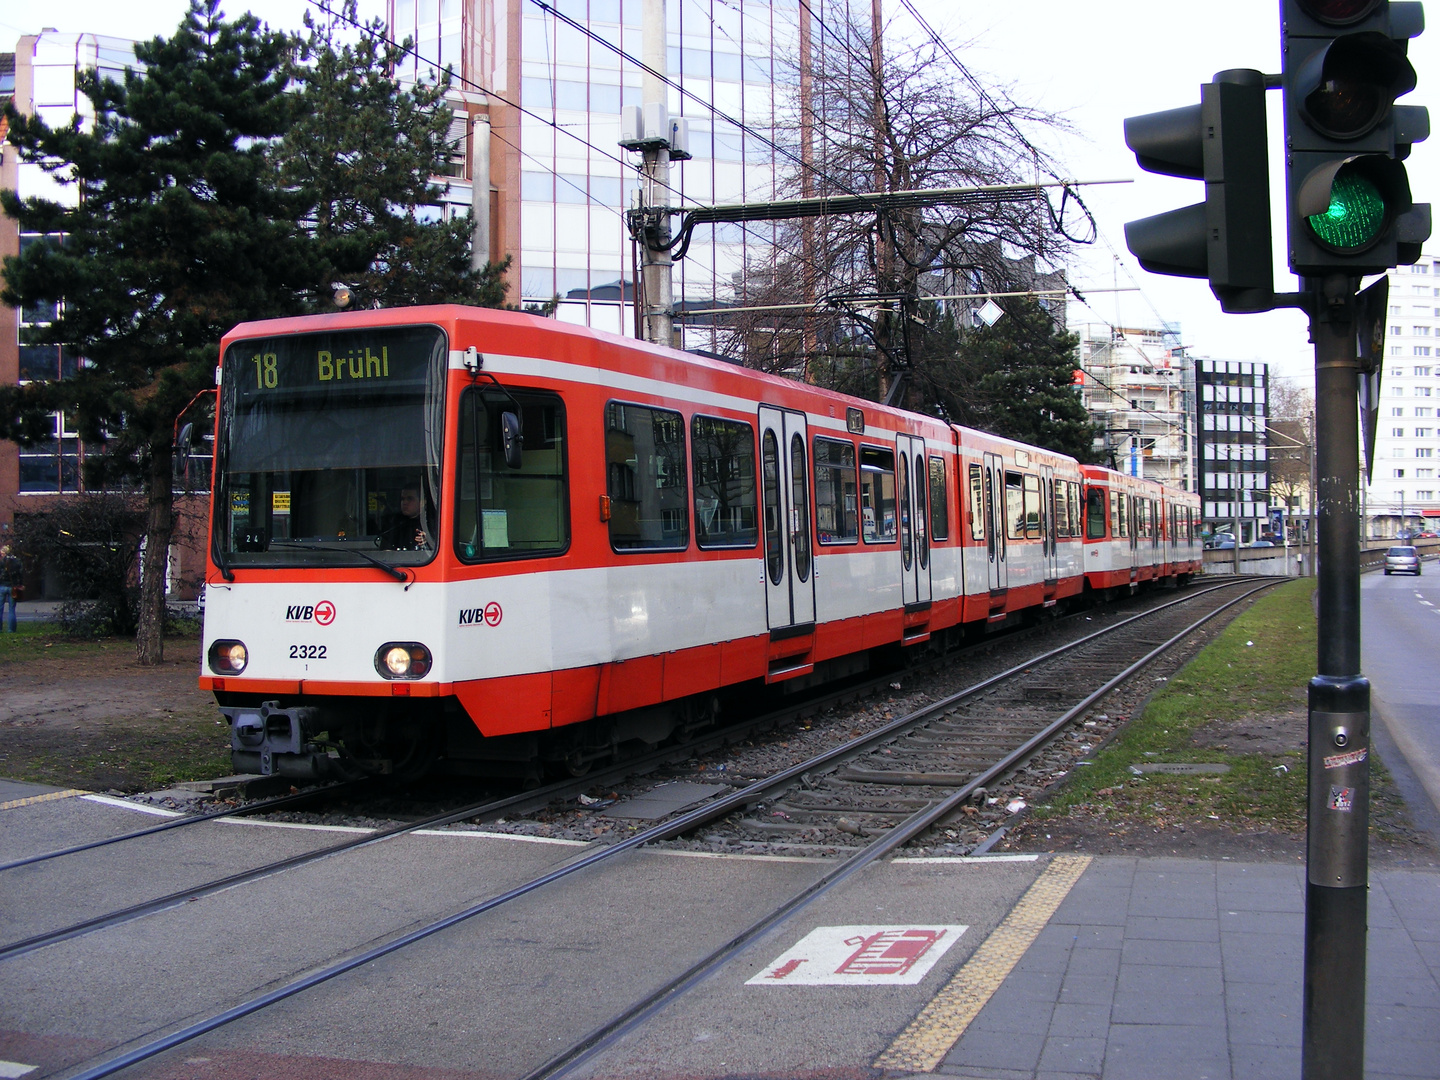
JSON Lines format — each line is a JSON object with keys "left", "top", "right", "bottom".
{"left": 1247, "top": 540, "right": 1276, "bottom": 547}
{"left": 1385, "top": 546, "right": 1422, "bottom": 575}
{"left": 1207, "top": 535, "right": 1237, "bottom": 550}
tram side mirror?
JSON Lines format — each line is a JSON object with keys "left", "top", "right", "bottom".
{"left": 177, "top": 422, "right": 194, "bottom": 455}
{"left": 501, "top": 410, "right": 523, "bottom": 469}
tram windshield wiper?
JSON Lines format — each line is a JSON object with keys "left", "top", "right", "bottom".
{"left": 268, "top": 540, "right": 410, "bottom": 582}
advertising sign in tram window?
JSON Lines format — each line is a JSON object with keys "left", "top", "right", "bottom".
{"left": 213, "top": 325, "right": 448, "bottom": 569}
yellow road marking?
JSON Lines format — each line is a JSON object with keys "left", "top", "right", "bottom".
{"left": 0, "top": 788, "right": 88, "bottom": 811}
{"left": 874, "top": 854, "right": 1092, "bottom": 1073}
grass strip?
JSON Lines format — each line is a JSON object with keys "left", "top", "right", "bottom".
{"left": 1033, "top": 579, "right": 1317, "bottom": 834}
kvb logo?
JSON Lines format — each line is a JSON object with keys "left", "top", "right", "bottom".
{"left": 458, "top": 601, "right": 503, "bottom": 628}
{"left": 286, "top": 600, "right": 336, "bottom": 625}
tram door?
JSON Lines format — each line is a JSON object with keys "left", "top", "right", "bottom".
{"left": 1128, "top": 493, "right": 1141, "bottom": 575}
{"left": 759, "top": 406, "right": 816, "bottom": 631}
{"left": 983, "top": 451, "right": 1007, "bottom": 592}
{"left": 1040, "top": 463, "right": 1059, "bottom": 583}
{"left": 897, "top": 435, "right": 932, "bottom": 606}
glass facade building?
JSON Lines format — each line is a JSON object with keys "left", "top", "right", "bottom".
{"left": 387, "top": 0, "right": 823, "bottom": 343}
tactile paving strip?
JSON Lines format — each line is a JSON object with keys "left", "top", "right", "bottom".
{"left": 874, "top": 854, "right": 1092, "bottom": 1073}
{"left": 0, "top": 789, "right": 87, "bottom": 812}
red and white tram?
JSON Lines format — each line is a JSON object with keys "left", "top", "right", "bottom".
{"left": 1079, "top": 465, "right": 1202, "bottom": 594}
{"left": 200, "top": 306, "right": 1199, "bottom": 779}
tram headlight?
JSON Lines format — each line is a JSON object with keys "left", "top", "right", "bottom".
{"left": 208, "top": 639, "right": 249, "bottom": 675}
{"left": 375, "top": 642, "right": 431, "bottom": 679}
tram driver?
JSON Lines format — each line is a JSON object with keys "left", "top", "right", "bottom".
{"left": 380, "top": 482, "right": 432, "bottom": 551}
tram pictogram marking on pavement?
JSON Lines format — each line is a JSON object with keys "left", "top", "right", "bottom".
{"left": 747, "top": 925, "right": 967, "bottom": 986}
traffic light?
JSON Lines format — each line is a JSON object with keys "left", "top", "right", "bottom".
{"left": 1282, "top": 0, "right": 1430, "bottom": 275}
{"left": 1124, "top": 69, "right": 1274, "bottom": 313}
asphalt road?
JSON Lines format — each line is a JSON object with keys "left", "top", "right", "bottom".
{"left": 1362, "top": 560, "right": 1440, "bottom": 844}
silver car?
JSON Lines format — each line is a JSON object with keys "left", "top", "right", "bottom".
{"left": 1385, "top": 546, "right": 1422, "bottom": 575}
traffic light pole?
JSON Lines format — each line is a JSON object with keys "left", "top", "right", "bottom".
{"left": 1303, "top": 274, "right": 1371, "bottom": 1080}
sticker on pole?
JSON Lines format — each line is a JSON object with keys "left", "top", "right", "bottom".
{"left": 747, "top": 925, "right": 966, "bottom": 986}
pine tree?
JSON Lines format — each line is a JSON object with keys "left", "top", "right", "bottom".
{"left": 959, "top": 299, "right": 1098, "bottom": 461}
{"left": 0, "top": 0, "right": 319, "bottom": 662}
{"left": 279, "top": 1, "right": 509, "bottom": 309}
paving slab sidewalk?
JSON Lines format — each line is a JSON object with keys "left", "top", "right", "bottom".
{"left": 930, "top": 856, "right": 1440, "bottom": 1080}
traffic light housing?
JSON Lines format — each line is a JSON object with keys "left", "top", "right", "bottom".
{"left": 1282, "top": 0, "right": 1430, "bottom": 275}
{"left": 1124, "top": 69, "right": 1275, "bottom": 313}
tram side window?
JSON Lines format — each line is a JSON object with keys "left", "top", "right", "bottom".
{"left": 860, "top": 445, "right": 897, "bottom": 542}
{"left": 929, "top": 456, "right": 948, "bottom": 540}
{"left": 1069, "top": 482, "right": 1082, "bottom": 537}
{"left": 1086, "top": 487, "right": 1106, "bottom": 539}
{"left": 1022, "top": 474, "right": 1042, "bottom": 538}
{"left": 1055, "top": 481, "right": 1070, "bottom": 538}
{"left": 605, "top": 401, "right": 689, "bottom": 551}
{"left": 1111, "top": 490, "right": 1127, "bottom": 538}
{"left": 692, "top": 416, "right": 757, "bottom": 549}
{"left": 1005, "top": 471, "right": 1025, "bottom": 539}
{"left": 454, "top": 389, "right": 569, "bottom": 560}
{"left": 968, "top": 464, "right": 985, "bottom": 541}
{"left": 814, "top": 437, "right": 858, "bottom": 544}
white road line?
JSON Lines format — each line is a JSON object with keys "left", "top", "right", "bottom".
{"left": 218, "top": 818, "right": 374, "bottom": 834}
{"left": 0, "top": 1060, "right": 38, "bottom": 1078}
{"left": 412, "top": 828, "right": 587, "bottom": 847}
{"left": 896, "top": 854, "right": 1041, "bottom": 864}
{"left": 80, "top": 795, "right": 182, "bottom": 817}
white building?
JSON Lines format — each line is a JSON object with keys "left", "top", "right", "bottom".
{"left": 1075, "top": 323, "right": 1195, "bottom": 490}
{"left": 1363, "top": 250, "right": 1440, "bottom": 539}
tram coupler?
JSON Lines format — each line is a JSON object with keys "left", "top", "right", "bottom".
{"left": 223, "top": 699, "right": 332, "bottom": 779}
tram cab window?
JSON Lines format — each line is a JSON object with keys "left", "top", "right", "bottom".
{"left": 692, "top": 416, "right": 758, "bottom": 549}
{"left": 1086, "top": 487, "right": 1107, "bottom": 539}
{"left": 814, "top": 437, "right": 858, "bottom": 544}
{"left": 860, "top": 446, "right": 897, "bottom": 543}
{"left": 213, "top": 325, "right": 448, "bottom": 569}
{"left": 929, "top": 456, "right": 949, "bottom": 540}
{"left": 454, "top": 389, "right": 569, "bottom": 560}
{"left": 605, "top": 402, "right": 689, "bottom": 551}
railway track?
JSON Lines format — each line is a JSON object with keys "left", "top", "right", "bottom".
{"left": 43, "top": 576, "right": 1276, "bottom": 1080}
{"left": 0, "top": 580, "right": 1229, "bottom": 945}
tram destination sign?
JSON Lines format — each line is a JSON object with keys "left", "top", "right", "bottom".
{"left": 225, "top": 325, "right": 447, "bottom": 396}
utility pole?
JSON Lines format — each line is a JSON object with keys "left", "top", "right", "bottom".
{"left": 798, "top": 1, "right": 817, "bottom": 378}
{"left": 470, "top": 103, "right": 491, "bottom": 271}
{"left": 639, "top": 0, "right": 673, "bottom": 347}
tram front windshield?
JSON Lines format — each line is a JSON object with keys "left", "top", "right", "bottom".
{"left": 213, "top": 325, "right": 447, "bottom": 569}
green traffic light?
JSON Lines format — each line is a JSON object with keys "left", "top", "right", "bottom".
{"left": 1307, "top": 168, "right": 1388, "bottom": 250}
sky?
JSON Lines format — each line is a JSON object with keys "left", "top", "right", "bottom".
{"left": 4, "top": 0, "right": 1435, "bottom": 386}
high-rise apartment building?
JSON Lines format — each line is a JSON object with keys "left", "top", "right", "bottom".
{"left": 1195, "top": 358, "right": 1270, "bottom": 545}
{"left": 1362, "top": 250, "right": 1440, "bottom": 539}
